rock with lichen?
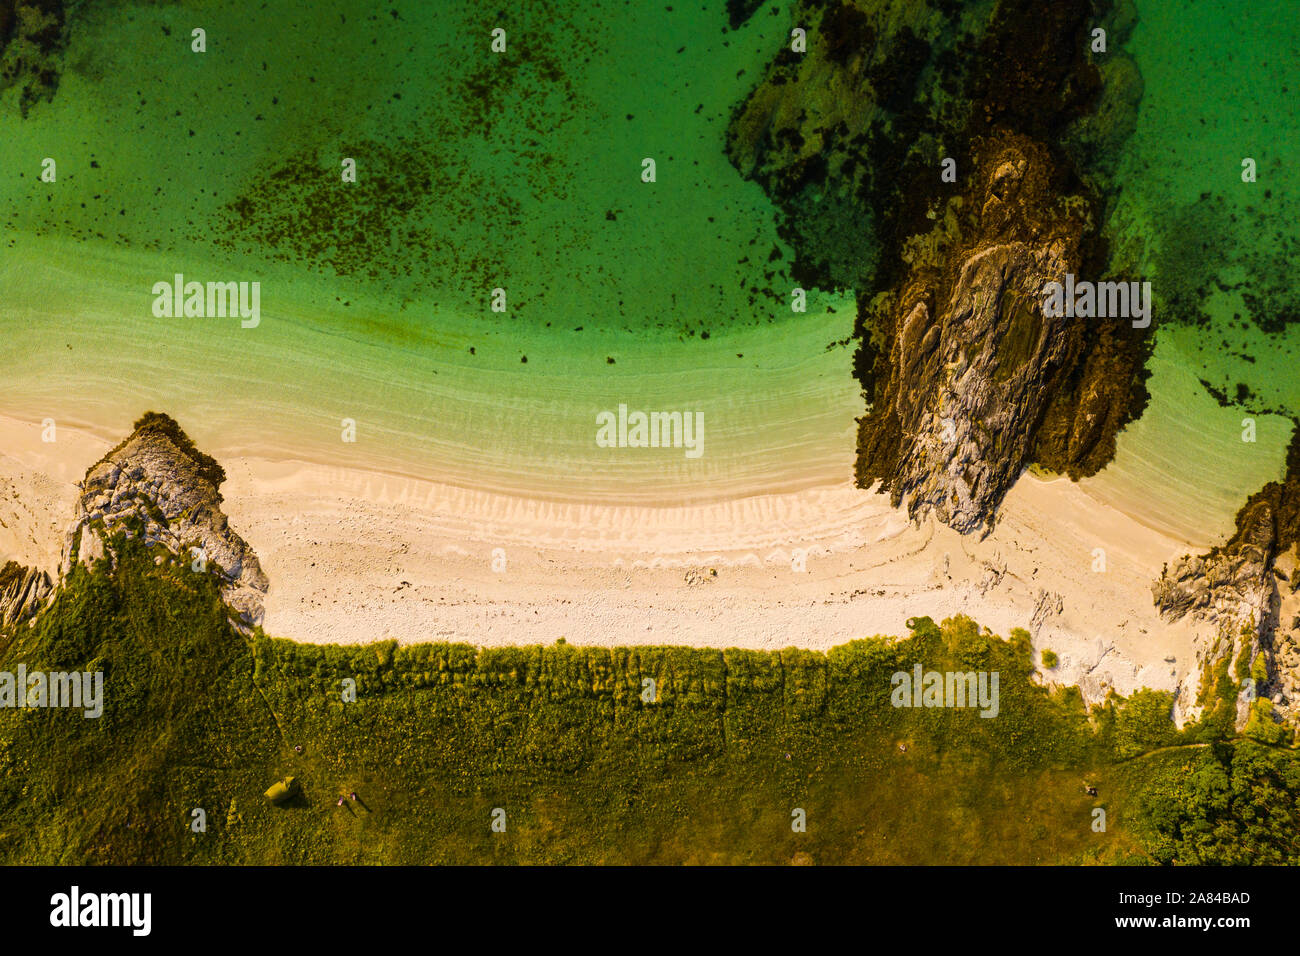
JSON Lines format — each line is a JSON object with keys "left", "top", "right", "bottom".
{"left": 60, "top": 412, "right": 268, "bottom": 629}
{"left": 1153, "top": 435, "right": 1300, "bottom": 729}
{"left": 857, "top": 140, "right": 1098, "bottom": 534}
{"left": 728, "top": 0, "right": 1150, "bottom": 534}
{"left": 1153, "top": 501, "right": 1278, "bottom": 630}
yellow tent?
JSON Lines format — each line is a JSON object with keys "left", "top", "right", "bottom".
{"left": 263, "top": 776, "right": 299, "bottom": 805}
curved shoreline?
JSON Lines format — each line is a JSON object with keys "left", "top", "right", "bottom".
{"left": 0, "top": 412, "right": 1243, "bottom": 722}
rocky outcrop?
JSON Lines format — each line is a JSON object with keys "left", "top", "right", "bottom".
{"left": 1269, "top": 570, "right": 1300, "bottom": 724}
{"left": 1153, "top": 430, "right": 1300, "bottom": 727}
{"left": 728, "top": 0, "right": 1149, "bottom": 535}
{"left": 854, "top": 131, "right": 1151, "bottom": 535}
{"left": 1153, "top": 499, "right": 1277, "bottom": 630}
{"left": 857, "top": 144, "right": 1085, "bottom": 533}
{"left": 1153, "top": 501, "right": 1276, "bottom": 727}
{"left": 1030, "top": 588, "right": 1064, "bottom": 635}
{"left": 61, "top": 412, "right": 268, "bottom": 628}
{"left": 0, "top": 561, "right": 51, "bottom": 629}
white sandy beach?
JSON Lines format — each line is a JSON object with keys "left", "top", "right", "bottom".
{"left": 0, "top": 412, "right": 1231, "bottom": 717}
{"left": 0, "top": 0, "right": 1294, "bottom": 743}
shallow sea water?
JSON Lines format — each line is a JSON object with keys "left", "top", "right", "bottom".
{"left": 0, "top": 0, "right": 1295, "bottom": 529}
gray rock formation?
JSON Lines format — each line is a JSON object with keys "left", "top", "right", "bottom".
{"left": 728, "top": 0, "right": 1150, "bottom": 538}
{"left": 61, "top": 413, "right": 268, "bottom": 628}
{"left": 1152, "top": 499, "right": 1277, "bottom": 629}
{"left": 0, "top": 561, "right": 52, "bottom": 629}
{"left": 1153, "top": 497, "right": 1282, "bottom": 728}
{"left": 861, "top": 142, "right": 1095, "bottom": 535}
{"left": 888, "top": 239, "right": 1072, "bottom": 533}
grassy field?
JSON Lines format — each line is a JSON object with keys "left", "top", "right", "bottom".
{"left": 0, "top": 534, "right": 1294, "bottom": 864}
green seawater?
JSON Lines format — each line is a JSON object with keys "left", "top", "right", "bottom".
{"left": 7, "top": 0, "right": 804, "bottom": 334}
{"left": 1, "top": 0, "right": 860, "bottom": 501}
{"left": 1081, "top": 0, "right": 1299, "bottom": 542}
{"left": 0, "top": 0, "right": 1296, "bottom": 528}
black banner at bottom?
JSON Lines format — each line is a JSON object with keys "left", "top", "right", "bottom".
{"left": 0, "top": 864, "right": 1278, "bottom": 942}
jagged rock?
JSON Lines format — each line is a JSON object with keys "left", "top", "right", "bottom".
{"left": 1153, "top": 509, "right": 1274, "bottom": 730}
{"left": 61, "top": 412, "right": 268, "bottom": 628}
{"left": 1152, "top": 439, "right": 1300, "bottom": 728}
{"left": 1152, "top": 498, "right": 1277, "bottom": 629}
{"left": 729, "top": 0, "right": 1149, "bottom": 535}
{"left": 0, "top": 561, "right": 52, "bottom": 629}
{"left": 976, "top": 554, "right": 1006, "bottom": 595}
{"left": 858, "top": 140, "right": 1098, "bottom": 534}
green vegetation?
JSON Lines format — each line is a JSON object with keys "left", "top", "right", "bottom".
{"left": 1192, "top": 642, "right": 1243, "bottom": 743}
{"left": 1108, "top": 689, "right": 1181, "bottom": 760}
{"left": 1234, "top": 638, "right": 1254, "bottom": 681}
{"left": 0, "top": 563, "right": 25, "bottom": 592}
{"left": 1041, "top": 649, "right": 1058, "bottom": 669}
{"left": 1252, "top": 651, "right": 1269, "bottom": 683}
{"left": 0, "top": 535, "right": 1296, "bottom": 864}
{"left": 1124, "top": 740, "right": 1300, "bottom": 864}
{"left": 1244, "top": 699, "right": 1291, "bottom": 746}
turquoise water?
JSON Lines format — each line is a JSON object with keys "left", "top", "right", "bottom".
{"left": 1, "top": 1, "right": 863, "bottom": 502}
{"left": 1077, "top": 0, "right": 1299, "bottom": 541}
{"left": 0, "top": 0, "right": 1296, "bottom": 530}
{"left": 1112, "top": 0, "right": 1300, "bottom": 417}
{"left": 5, "top": 0, "right": 804, "bottom": 336}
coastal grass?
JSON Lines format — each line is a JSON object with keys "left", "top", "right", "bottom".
{"left": 0, "top": 536, "right": 1295, "bottom": 865}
